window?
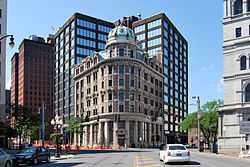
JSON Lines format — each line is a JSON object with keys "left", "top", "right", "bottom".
{"left": 108, "top": 66, "right": 112, "bottom": 74}
{"left": 134, "top": 24, "right": 145, "bottom": 33}
{"left": 98, "top": 33, "right": 108, "bottom": 41}
{"left": 233, "top": 0, "right": 243, "bottom": 15}
{"left": 119, "top": 48, "right": 125, "bottom": 57}
{"left": 240, "top": 56, "right": 246, "bottom": 70}
{"left": 245, "top": 84, "right": 250, "bottom": 102}
{"left": 108, "top": 105, "right": 112, "bottom": 112}
{"left": 108, "top": 93, "right": 112, "bottom": 100}
{"left": 119, "top": 104, "right": 124, "bottom": 112}
{"left": 236, "top": 27, "right": 242, "bottom": 38}
{"left": 248, "top": 0, "right": 250, "bottom": 12}
{"left": 119, "top": 65, "right": 124, "bottom": 74}
{"left": 77, "top": 28, "right": 96, "bottom": 39}
{"left": 119, "top": 78, "right": 124, "bottom": 86}
{"left": 119, "top": 91, "right": 125, "bottom": 101}
{"left": 148, "top": 28, "right": 161, "bottom": 38}
{"left": 136, "top": 33, "right": 145, "bottom": 41}
{"left": 148, "top": 19, "right": 161, "bottom": 29}
{"left": 148, "top": 38, "right": 161, "bottom": 47}
{"left": 77, "top": 38, "right": 96, "bottom": 48}
{"left": 109, "top": 80, "right": 112, "bottom": 87}
{"left": 98, "top": 25, "right": 112, "bottom": 33}
{"left": 77, "top": 19, "right": 96, "bottom": 30}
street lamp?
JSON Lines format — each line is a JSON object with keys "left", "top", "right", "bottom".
{"left": 51, "top": 115, "right": 63, "bottom": 158}
{"left": 0, "top": 34, "right": 15, "bottom": 48}
{"left": 192, "top": 96, "right": 201, "bottom": 151}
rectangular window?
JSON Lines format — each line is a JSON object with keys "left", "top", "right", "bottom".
{"left": 108, "top": 66, "right": 112, "bottom": 74}
{"left": 119, "top": 78, "right": 124, "bottom": 86}
{"left": 108, "top": 105, "right": 112, "bottom": 112}
{"left": 136, "top": 33, "right": 145, "bottom": 41}
{"left": 109, "top": 80, "right": 112, "bottom": 86}
{"left": 119, "top": 65, "right": 124, "bottom": 74}
{"left": 119, "top": 91, "right": 124, "bottom": 101}
{"left": 108, "top": 93, "right": 112, "bottom": 100}
{"left": 119, "top": 104, "right": 124, "bottom": 112}
{"left": 134, "top": 24, "right": 145, "bottom": 33}
{"left": 148, "top": 19, "right": 161, "bottom": 29}
{"left": 148, "top": 28, "right": 161, "bottom": 38}
{"left": 236, "top": 27, "right": 242, "bottom": 38}
{"left": 119, "top": 48, "right": 125, "bottom": 57}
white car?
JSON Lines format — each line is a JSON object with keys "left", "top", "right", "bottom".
{"left": 160, "top": 144, "right": 190, "bottom": 163}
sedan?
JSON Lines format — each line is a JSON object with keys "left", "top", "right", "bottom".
{"left": 0, "top": 148, "right": 13, "bottom": 167}
{"left": 160, "top": 144, "right": 190, "bottom": 163}
{"left": 15, "top": 147, "right": 50, "bottom": 165}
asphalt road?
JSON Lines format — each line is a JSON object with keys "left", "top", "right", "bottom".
{"left": 33, "top": 149, "right": 250, "bottom": 167}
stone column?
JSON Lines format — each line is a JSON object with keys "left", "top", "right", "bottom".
{"left": 98, "top": 122, "right": 102, "bottom": 145}
{"left": 134, "top": 121, "right": 138, "bottom": 147}
{"left": 125, "top": 120, "right": 130, "bottom": 147}
{"left": 89, "top": 124, "right": 93, "bottom": 146}
{"left": 78, "top": 130, "right": 81, "bottom": 145}
{"left": 73, "top": 132, "right": 77, "bottom": 145}
{"left": 104, "top": 121, "right": 109, "bottom": 146}
{"left": 243, "top": 0, "right": 248, "bottom": 13}
{"left": 149, "top": 123, "right": 152, "bottom": 147}
{"left": 141, "top": 121, "right": 145, "bottom": 145}
{"left": 82, "top": 126, "right": 86, "bottom": 146}
{"left": 113, "top": 121, "right": 118, "bottom": 146}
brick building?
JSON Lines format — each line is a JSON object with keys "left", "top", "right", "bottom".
{"left": 10, "top": 35, "right": 55, "bottom": 126}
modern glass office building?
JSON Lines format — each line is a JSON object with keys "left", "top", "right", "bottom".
{"left": 54, "top": 13, "right": 114, "bottom": 123}
{"left": 132, "top": 13, "right": 188, "bottom": 143}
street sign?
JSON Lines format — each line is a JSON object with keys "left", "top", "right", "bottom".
{"left": 240, "top": 121, "right": 250, "bottom": 134}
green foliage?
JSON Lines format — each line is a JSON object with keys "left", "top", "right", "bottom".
{"left": 50, "top": 133, "right": 63, "bottom": 144}
{"left": 180, "top": 112, "right": 197, "bottom": 131}
{"left": 13, "top": 106, "right": 40, "bottom": 142}
{"left": 65, "top": 116, "right": 81, "bottom": 133}
{"left": 180, "top": 99, "right": 223, "bottom": 147}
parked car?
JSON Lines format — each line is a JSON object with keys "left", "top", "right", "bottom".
{"left": 14, "top": 147, "right": 50, "bottom": 165}
{"left": 0, "top": 148, "right": 13, "bottom": 167}
{"left": 160, "top": 144, "right": 190, "bottom": 164}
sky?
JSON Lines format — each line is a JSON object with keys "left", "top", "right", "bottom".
{"left": 6, "top": 0, "right": 223, "bottom": 112}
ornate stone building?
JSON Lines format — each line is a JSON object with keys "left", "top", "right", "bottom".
{"left": 73, "top": 24, "right": 164, "bottom": 148}
{"left": 218, "top": 0, "right": 250, "bottom": 154}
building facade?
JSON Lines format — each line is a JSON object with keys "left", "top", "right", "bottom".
{"left": 0, "top": 0, "right": 7, "bottom": 123}
{"left": 132, "top": 13, "right": 188, "bottom": 143}
{"left": 73, "top": 25, "right": 164, "bottom": 148}
{"left": 218, "top": 0, "right": 250, "bottom": 154}
{"left": 10, "top": 36, "right": 55, "bottom": 124}
{"left": 54, "top": 13, "right": 114, "bottom": 128}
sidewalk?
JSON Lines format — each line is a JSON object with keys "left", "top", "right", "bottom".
{"left": 190, "top": 149, "right": 250, "bottom": 160}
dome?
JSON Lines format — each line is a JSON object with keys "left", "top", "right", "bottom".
{"left": 106, "top": 25, "right": 136, "bottom": 48}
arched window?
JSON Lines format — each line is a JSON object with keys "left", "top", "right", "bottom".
{"left": 247, "top": 0, "right": 250, "bottom": 12}
{"left": 240, "top": 56, "right": 246, "bottom": 70}
{"left": 245, "top": 84, "right": 250, "bottom": 102}
{"left": 234, "top": 0, "right": 243, "bottom": 15}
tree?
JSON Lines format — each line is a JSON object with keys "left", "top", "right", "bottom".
{"left": 180, "top": 100, "right": 223, "bottom": 148}
{"left": 12, "top": 106, "right": 40, "bottom": 147}
{"left": 180, "top": 112, "right": 198, "bottom": 131}
{"left": 65, "top": 116, "right": 81, "bottom": 144}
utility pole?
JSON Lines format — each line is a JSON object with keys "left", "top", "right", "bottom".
{"left": 192, "top": 96, "right": 201, "bottom": 151}
{"left": 42, "top": 103, "right": 45, "bottom": 147}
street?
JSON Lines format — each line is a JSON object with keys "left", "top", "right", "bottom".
{"left": 33, "top": 149, "right": 250, "bottom": 167}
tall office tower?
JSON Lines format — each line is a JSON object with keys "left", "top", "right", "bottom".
{"left": 0, "top": 0, "right": 7, "bottom": 123}
{"left": 218, "top": 0, "right": 250, "bottom": 154}
{"left": 132, "top": 13, "right": 188, "bottom": 143}
{"left": 54, "top": 13, "right": 114, "bottom": 123}
{"left": 10, "top": 35, "right": 55, "bottom": 125}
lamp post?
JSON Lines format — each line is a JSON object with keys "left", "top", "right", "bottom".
{"left": 0, "top": 34, "right": 15, "bottom": 47}
{"left": 51, "top": 115, "right": 63, "bottom": 158}
{"left": 192, "top": 96, "right": 201, "bottom": 151}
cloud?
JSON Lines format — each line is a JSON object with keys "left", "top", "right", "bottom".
{"left": 201, "top": 64, "right": 215, "bottom": 72}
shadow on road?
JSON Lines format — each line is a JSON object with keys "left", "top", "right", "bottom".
{"left": 167, "top": 161, "right": 201, "bottom": 166}
{"left": 34, "top": 162, "right": 84, "bottom": 167}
